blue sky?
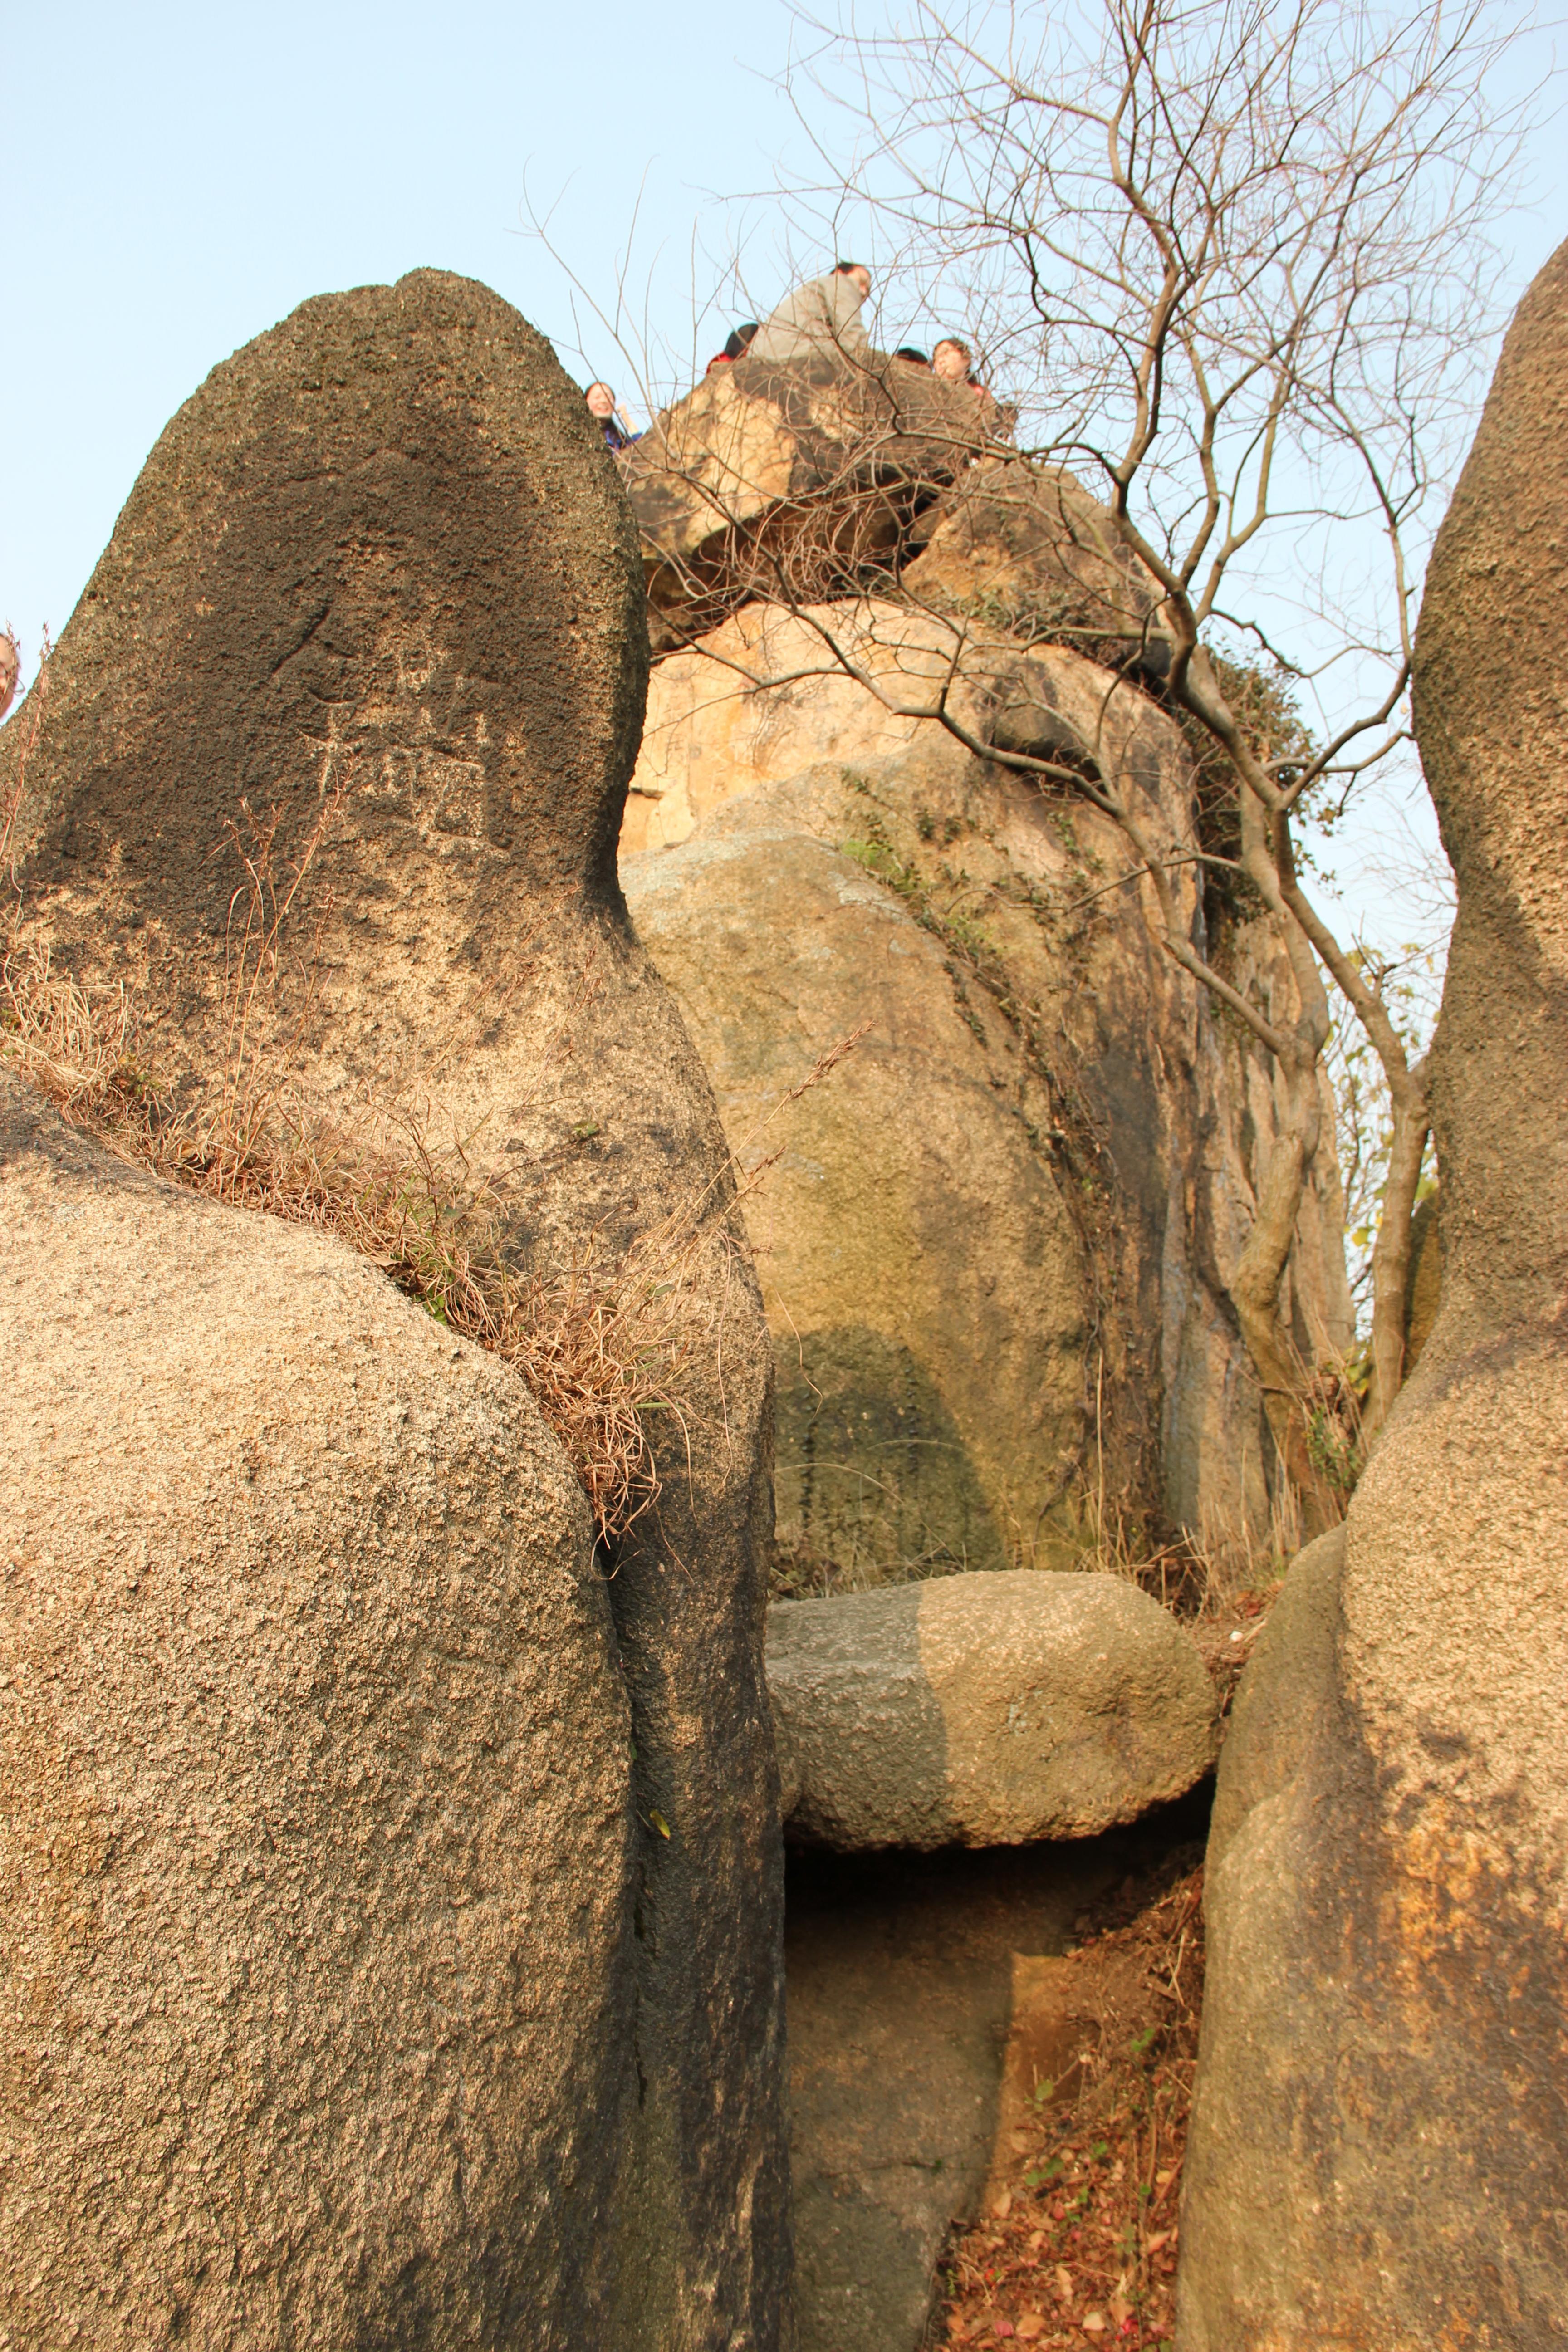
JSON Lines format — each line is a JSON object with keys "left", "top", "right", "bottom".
{"left": 1, "top": 0, "right": 827, "bottom": 671}
{"left": 4, "top": 1, "right": 1562, "bottom": 965}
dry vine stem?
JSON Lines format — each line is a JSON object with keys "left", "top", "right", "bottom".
{"left": 627, "top": 0, "right": 1532, "bottom": 1511}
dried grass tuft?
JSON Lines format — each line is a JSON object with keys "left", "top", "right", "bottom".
{"left": 0, "top": 922, "right": 695, "bottom": 1538}
{"left": 0, "top": 725, "right": 856, "bottom": 1543}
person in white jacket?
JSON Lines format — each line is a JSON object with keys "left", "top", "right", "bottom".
{"left": 747, "top": 262, "right": 872, "bottom": 366}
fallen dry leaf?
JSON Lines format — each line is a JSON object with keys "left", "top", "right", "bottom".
{"left": 1016, "top": 2318, "right": 1046, "bottom": 2342}
{"left": 1082, "top": 2314, "right": 1107, "bottom": 2335}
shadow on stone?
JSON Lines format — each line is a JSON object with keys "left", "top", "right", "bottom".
{"left": 776, "top": 1323, "right": 1008, "bottom": 1581}
{"left": 786, "top": 1785, "right": 1215, "bottom": 2352}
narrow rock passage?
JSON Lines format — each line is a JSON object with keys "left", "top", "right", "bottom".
{"left": 786, "top": 1791, "right": 1212, "bottom": 2352}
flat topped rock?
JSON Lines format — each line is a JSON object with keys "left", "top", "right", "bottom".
{"left": 769, "top": 1569, "right": 1218, "bottom": 1851}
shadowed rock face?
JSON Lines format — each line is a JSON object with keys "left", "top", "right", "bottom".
{"left": 1177, "top": 239, "right": 1568, "bottom": 2347}
{"left": 1, "top": 270, "right": 786, "bottom": 2348}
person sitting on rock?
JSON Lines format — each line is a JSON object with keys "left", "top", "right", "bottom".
{"left": 933, "top": 337, "right": 987, "bottom": 397}
{"left": 747, "top": 263, "right": 872, "bottom": 367}
{"left": 585, "top": 381, "right": 633, "bottom": 451}
{"left": 705, "top": 322, "right": 760, "bottom": 374}
{"left": 933, "top": 336, "right": 1008, "bottom": 437}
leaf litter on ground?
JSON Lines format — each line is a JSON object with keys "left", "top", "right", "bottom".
{"left": 927, "top": 1847, "right": 1206, "bottom": 2352}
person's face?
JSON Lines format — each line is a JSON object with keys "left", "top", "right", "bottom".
{"left": 585, "top": 383, "right": 616, "bottom": 419}
{"left": 847, "top": 266, "right": 872, "bottom": 303}
{"left": 933, "top": 342, "right": 968, "bottom": 382}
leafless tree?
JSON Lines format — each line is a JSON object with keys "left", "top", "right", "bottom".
{"left": 656, "top": 0, "right": 1529, "bottom": 1499}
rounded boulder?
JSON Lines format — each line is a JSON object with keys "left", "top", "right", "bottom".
{"left": 768, "top": 1569, "right": 1218, "bottom": 1851}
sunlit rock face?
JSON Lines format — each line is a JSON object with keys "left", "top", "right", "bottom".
{"left": 622, "top": 352, "right": 991, "bottom": 647}
{"left": 623, "top": 597, "right": 1350, "bottom": 1583}
{"left": 1178, "top": 234, "right": 1568, "bottom": 2352}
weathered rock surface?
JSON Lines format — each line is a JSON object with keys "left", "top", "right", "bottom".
{"left": 623, "top": 601, "right": 1351, "bottom": 1572}
{"left": 2, "top": 271, "right": 785, "bottom": 2346}
{"left": 1178, "top": 236, "right": 1568, "bottom": 2347}
{"left": 628, "top": 792, "right": 1087, "bottom": 1575}
{"left": 623, "top": 354, "right": 991, "bottom": 646}
{"left": 902, "top": 456, "right": 1172, "bottom": 679}
{"left": 1402, "top": 1187, "right": 1441, "bottom": 1374}
{"left": 0, "top": 1073, "right": 635, "bottom": 2347}
{"left": 769, "top": 1572, "right": 1218, "bottom": 1849}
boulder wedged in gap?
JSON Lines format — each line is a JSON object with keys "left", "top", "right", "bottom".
{"left": 1, "top": 268, "right": 784, "bottom": 2347}
{"left": 769, "top": 1570, "right": 1218, "bottom": 1851}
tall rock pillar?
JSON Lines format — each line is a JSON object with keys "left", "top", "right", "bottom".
{"left": 1176, "top": 240, "right": 1568, "bottom": 2345}
{"left": 0, "top": 270, "right": 789, "bottom": 2348}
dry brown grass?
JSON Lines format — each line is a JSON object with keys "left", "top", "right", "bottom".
{"left": 0, "top": 695, "right": 858, "bottom": 1544}
{"left": 0, "top": 920, "right": 702, "bottom": 1540}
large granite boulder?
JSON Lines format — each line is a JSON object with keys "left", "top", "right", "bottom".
{"left": 1177, "top": 237, "right": 1568, "bottom": 2346}
{"left": 901, "top": 456, "right": 1172, "bottom": 679}
{"left": 769, "top": 1571, "right": 1218, "bottom": 1849}
{"left": 623, "top": 601, "right": 1351, "bottom": 1574}
{"left": 2, "top": 271, "right": 785, "bottom": 2346}
{"left": 623, "top": 353, "right": 991, "bottom": 646}
{"left": 0, "top": 1073, "right": 634, "bottom": 2347}
{"left": 627, "top": 792, "right": 1088, "bottom": 1578}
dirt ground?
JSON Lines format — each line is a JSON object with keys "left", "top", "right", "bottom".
{"left": 785, "top": 1794, "right": 1211, "bottom": 2352}
{"left": 924, "top": 1848, "right": 1206, "bottom": 2349}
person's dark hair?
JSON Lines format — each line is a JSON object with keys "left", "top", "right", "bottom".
{"left": 723, "top": 322, "right": 760, "bottom": 360}
{"left": 834, "top": 260, "right": 869, "bottom": 276}
{"left": 893, "top": 346, "right": 930, "bottom": 365}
